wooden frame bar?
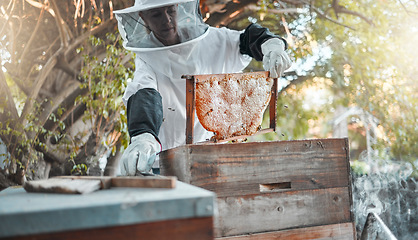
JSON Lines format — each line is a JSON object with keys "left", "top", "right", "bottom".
{"left": 182, "top": 72, "right": 278, "bottom": 144}
{"left": 184, "top": 75, "right": 196, "bottom": 144}
{"left": 269, "top": 77, "right": 278, "bottom": 131}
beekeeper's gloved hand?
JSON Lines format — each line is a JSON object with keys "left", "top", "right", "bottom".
{"left": 261, "top": 38, "right": 292, "bottom": 78}
{"left": 120, "top": 133, "right": 161, "bottom": 176}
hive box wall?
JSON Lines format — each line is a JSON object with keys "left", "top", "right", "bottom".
{"left": 159, "top": 138, "right": 355, "bottom": 238}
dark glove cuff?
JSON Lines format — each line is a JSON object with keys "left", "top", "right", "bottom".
{"left": 127, "top": 88, "right": 163, "bottom": 143}
{"left": 239, "top": 23, "right": 288, "bottom": 61}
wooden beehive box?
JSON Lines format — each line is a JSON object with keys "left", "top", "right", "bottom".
{"left": 160, "top": 138, "right": 356, "bottom": 239}
{"left": 0, "top": 181, "right": 216, "bottom": 240}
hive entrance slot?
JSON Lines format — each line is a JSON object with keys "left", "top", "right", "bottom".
{"left": 259, "top": 182, "right": 291, "bottom": 193}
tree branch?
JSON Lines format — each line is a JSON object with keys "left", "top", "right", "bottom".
{"left": 299, "top": 0, "right": 356, "bottom": 30}
{"left": 25, "top": 0, "right": 56, "bottom": 17}
{"left": 332, "top": 0, "right": 374, "bottom": 26}
{"left": 0, "top": 0, "right": 15, "bottom": 38}
{"left": 397, "top": 0, "right": 418, "bottom": 15}
{"left": 19, "top": 6, "right": 45, "bottom": 70}
{"left": 64, "top": 17, "right": 116, "bottom": 57}
{"left": 223, "top": 4, "right": 302, "bottom": 26}
{"left": 15, "top": 20, "right": 111, "bottom": 133}
{"left": 205, "top": 0, "right": 258, "bottom": 27}
{"left": 1, "top": 63, "right": 32, "bottom": 96}
{"left": 279, "top": 71, "right": 310, "bottom": 95}
{"left": 0, "top": 67, "right": 19, "bottom": 122}
{"left": 55, "top": 53, "right": 80, "bottom": 79}
{"left": 19, "top": 52, "right": 58, "bottom": 127}
{"left": 246, "top": 5, "right": 303, "bottom": 15}
{"left": 37, "top": 81, "right": 81, "bottom": 130}
{"left": 49, "top": 0, "right": 69, "bottom": 48}
{"left": 0, "top": 70, "right": 28, "bottom": 168}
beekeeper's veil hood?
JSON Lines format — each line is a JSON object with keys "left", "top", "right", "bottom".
{"left": 114, "top": 0, "right": 208, "bottom": 52}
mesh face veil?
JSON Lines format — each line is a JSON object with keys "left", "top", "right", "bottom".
{"left": 114, "top": 0, "right": 208, "bottom": 51}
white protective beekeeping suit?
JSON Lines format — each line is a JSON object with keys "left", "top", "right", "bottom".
{"left": 114, "top": 0, "right": 291, "bottom": 175}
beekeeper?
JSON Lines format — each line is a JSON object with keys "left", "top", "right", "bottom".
{"left": 114, "top": 0, "right": 292, "bottom": 175}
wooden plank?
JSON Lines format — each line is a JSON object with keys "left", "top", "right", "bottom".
{"left": 192, "top": 71, "right": 270, "bottom": 84}
{"left": 184, "top": 75, "right": 196, "bottom": 144}
{"left": 269, "top": 77, "right": 278, "bottom": 131}
{"left": 214, "top": 187, "right": 352, "bottom": 237}
{"left": 6, "top": 217, "right": 214, "bottom": 240}
{"left": 198, "top": 128, "right": 275, "bottom": 144}
{"left": 56, "top": 176, "right": 112, "bottom": 189}
{"left": 23, "top": 178, "right": 102, "bottom": 194}
{"left": 217, "top": 222, "right": 355, "bottom": 240}
{"left": 160, "top": 138, "right": 350, "bottom": 197}
{"left": 56, "top": 175, "right": 177, "bottom": 188}
{"left": 111, "top": 176, "right": 176, "bottom": 189}
{"left": 24, "top": 176, "right": 177, "bottom": 194}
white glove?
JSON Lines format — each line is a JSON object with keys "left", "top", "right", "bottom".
{"left": 120, "top": 133, "right": 161, "bottom": 176}
{"left": 261, "top": 38, "right": 292, "bottom": 78}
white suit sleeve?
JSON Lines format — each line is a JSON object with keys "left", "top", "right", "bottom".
{"left": 122, "top": 56, "right": 158, "bottom": 106}
{"left": 215, "top": 27, "right": 252, "bottom": 73}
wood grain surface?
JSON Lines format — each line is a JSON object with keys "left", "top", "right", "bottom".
{"left": 160, "top": 138, "right": 351, "bottom": 197}
{"left": 217, "top": 222, "right": 355, "bottom": 240}
{"left": 215, "top": 187, "right": 352, "bottom": 237}
{"left": 24, "top": 175, "right": 177, "bottom": 194}
{"left": 160, "top": 138, "right": 355, "bottom": 239}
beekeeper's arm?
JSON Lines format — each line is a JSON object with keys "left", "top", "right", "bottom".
{"left": 239, "top": 23, "right": 291, "bottom": 78}
{"left": 120, "top": 59, "right": 162, "bottom": 176}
